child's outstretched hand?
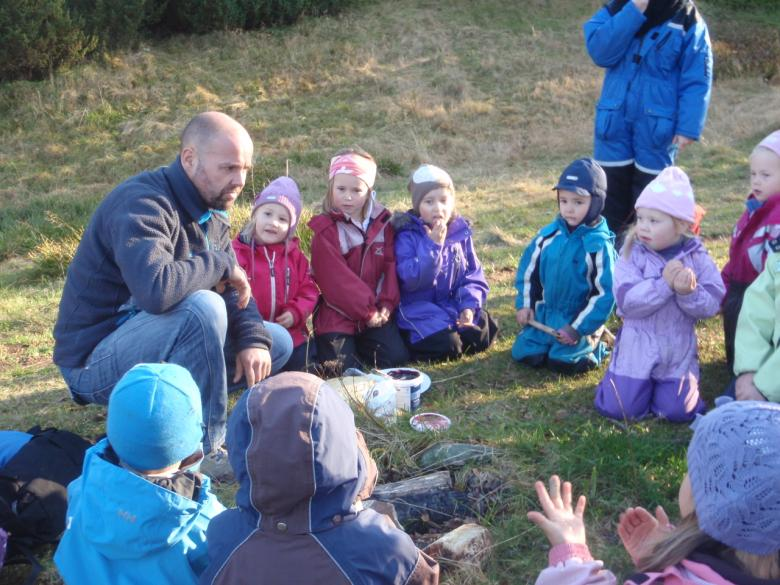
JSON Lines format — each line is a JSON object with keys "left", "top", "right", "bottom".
{"left": 275, "top": 311, "right": 295, "bottom": 329}
{"left": 662, "top": 260, "right": 684, "bottom": 287}
{"left": 527, "top": 475, "right": 587, "bottom": 547}
{"left": 672, "top": 268, "right": 696, "bottom": 295}
{"left": 618, "top": 506, "right": 674, "bottom": 567}
{"left": 425, "top": 219, "right": 447, "bottom": 245}
{"left": 516, "top": 308, "right": 534, "bottom": 327}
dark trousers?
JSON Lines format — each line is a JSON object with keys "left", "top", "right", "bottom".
{"left": 722, "top": 282, "right": 749, "bottom": 374}
{"left": 602, "top": 164, "right": 656, "bottom": 239}
{"left": 315, "top": 320, "right": 410, "bottom": 377}
{"left": 407, "top": 310, "right": 499, "bottom": 363}
{"left": 280, "top": 340, "right": 318, "bottom": 374}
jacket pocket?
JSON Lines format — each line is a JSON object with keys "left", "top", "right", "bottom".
{"left": 645, "top": 106, "right": 676, "bottom": 148}
{"left": 595, "top": 99, "right": 624, "bottom": 141}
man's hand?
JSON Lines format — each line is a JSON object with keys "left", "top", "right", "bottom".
{"left": 217, "top": 264, "right": 251, "bottom": 309}
{"left": 378, "top": 306, "right": 391, "bottom": 326}
{"left": 275, "top": 311, "right": 295, "bottom": 329}
{"left": 632, "top": 0, "right": 649, "bottom": 12}
{"left": 735, "top": 372, "right": 766, "bottom": 401}
{"left": 234, "top": 347, "right": 272, "bottom": 388}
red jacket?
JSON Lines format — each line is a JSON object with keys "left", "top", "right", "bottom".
{"left": 232, "top": 236, "right": 319, "bottom": 347}
{"left": 721, "top": 192, "right": 780, "bottom": 298}
{"left": 308, "top": 203, "right": 400, "bottom": 335}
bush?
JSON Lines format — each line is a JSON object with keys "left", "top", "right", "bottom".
{"left": 161, "top": 0, "right": 245, "bottom": 33}
{"left": 0, "top": 0, "right": 95, "bottom": 81}
{"left": 68, "top": 0, "right": 167, "bottom": 50}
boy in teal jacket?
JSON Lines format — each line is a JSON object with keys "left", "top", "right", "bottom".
{"left": 513, "top": 159, "right": 617, "bottom": 374}
{"left": 54, "top": 364, "right": 224, "bottom": 585}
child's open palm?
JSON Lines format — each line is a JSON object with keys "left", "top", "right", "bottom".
{"left": 527, "top": 475, "right": 587, "bottom": 546}
{"left": 618, "top": 506, "right": 674, "bottom": 567}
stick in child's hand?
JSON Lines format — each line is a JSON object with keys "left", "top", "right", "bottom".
{"left": 527, "top": 319, "right": 558, "bottom": 337}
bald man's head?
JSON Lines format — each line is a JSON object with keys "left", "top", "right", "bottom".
{"left": 180, "top": 112, "right": 254, "bottom": 210}
{"left": 180, "top": 111, "right": 250, "bottom": 152}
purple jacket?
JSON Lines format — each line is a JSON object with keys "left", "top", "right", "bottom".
{"left": 392, "top": 213, "right": 489, "bottom": 343}
{"left": 611, "top": 238, "right": 724, "bottom": 380}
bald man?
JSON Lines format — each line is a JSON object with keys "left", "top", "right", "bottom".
{"left": 53, "top": 112, "right": 293, "bottom": 480}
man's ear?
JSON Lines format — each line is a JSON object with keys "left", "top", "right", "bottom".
{"left": 181, "top": 145, "right": 197, "bottom": 174}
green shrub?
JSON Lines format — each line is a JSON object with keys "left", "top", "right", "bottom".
{"left": 68, "top": 0, "right": 167, "bottom": 50}
{"left": 162, "top": 0, "right": 245, "bottom": 33}
{"left": 0, "top": 0, "right": 95, "bottom": 81}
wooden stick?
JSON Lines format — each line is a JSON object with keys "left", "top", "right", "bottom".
{"left": 527, "top": 318, "right": 558, "bottom": 337}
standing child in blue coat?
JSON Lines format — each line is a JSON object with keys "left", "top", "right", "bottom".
{"left": 584, "top": 0, "right": 713, "bottom": 236}
{"left": 392, "top": 164, "right": 498, "bottom": 362}
{"left": 54, "top": 363, "right": 224, "bottom": 585}
{"left": 513, "top": 159, "right": 617, "bottom": 375}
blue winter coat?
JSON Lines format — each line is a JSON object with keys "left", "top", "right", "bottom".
{"left": 54, "top": 439, "right": 224, "bottom": 585}
{"left": 393, "top": 213, "right": 489, "bottom": 344}
{"left": 516, "top": 215, "right": 616, "bottom": 336}
{"left": 584, "top": 0, "right": 712, "bottom": 172}
{"left": 53, "top": 157, "right": 272, "bottom": 368}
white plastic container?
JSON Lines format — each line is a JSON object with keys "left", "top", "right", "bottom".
{"left": 325, "top": 375, "right": 397, "bottom": 421}
{"left": 380, "top": 368, "right": 425, "bottom": 411}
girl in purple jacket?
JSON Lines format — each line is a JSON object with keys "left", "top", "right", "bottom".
{"left": 391, "top": 164, "right": 498, "bottom": 362}
{"left": 595, "top": 167, "right": 724, "bottom": 422}
{"left": 528, "top": 400, "right": 780, "bottom": 585}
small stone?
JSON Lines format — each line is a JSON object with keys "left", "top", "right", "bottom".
{"left": 424, "top": 523, "right": 492, "bottom": 568}
{"left": 417, "top": 442, "right": 495, "bottom": 470}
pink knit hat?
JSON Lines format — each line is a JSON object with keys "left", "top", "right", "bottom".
{"left": 634, "top": 166, "right": 696, "bottom": 224}
{"left": 328, "top": 152, "right": 377, "bottom": 189}
{"left": 252, "top": 176, "right": 302, "bottom": 235}
{"left": 757, "top": 130, "right": 780, "bottom": 157}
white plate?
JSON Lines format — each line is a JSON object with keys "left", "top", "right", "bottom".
{"left": 377, "top": 368, "right": 432, "bottom": 394}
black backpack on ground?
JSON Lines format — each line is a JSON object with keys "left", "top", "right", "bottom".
{"left": 0, "top": 427, "right": 92, "bottom": 584}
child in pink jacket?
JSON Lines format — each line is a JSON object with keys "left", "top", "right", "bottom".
{"left": 721, "top": 129, "right": 780, "bottom": 372}
{"left": 528, "top": 400, "right": 780, "bottom": 584}
{"left": 232, "top": 177, "right": 319, "bottom": 372}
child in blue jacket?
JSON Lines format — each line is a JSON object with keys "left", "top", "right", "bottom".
{"left": 513, "top": 159, "right": 616, "bottom": 375}
{"left": 392, "top": 164, "right": 498, "bottom": 362}
{"left": 55, "top": 363, "right": 224, "bottom": 585}
{"left": 584, "top": 0, "right": 713, "bottom": 236}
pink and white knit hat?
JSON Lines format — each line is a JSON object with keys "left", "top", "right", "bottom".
{"left": 328, "top": 152, "right": 377, "bottom": 189}
{"left": 634, "top": 166, "right": 696, "bottom": 224}
{"left": 757, "top": 130, "right": 780, "bottom": 157}
{"left": 252, "top": 176, "right": 302, "bottom": 235}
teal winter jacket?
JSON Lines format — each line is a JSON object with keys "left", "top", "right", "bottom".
{"left": 54, "top": 439, "right": 224, "bottom": 585}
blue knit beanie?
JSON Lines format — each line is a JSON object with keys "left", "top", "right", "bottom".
{"left": 107, "top": 363, "right": 203, "bottom": 472}
{"left": 687, "top": 400, "right": 780, "bottom": 555}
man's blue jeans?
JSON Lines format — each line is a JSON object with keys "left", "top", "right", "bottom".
{"left": 58, "top": 290, "right": 293, "bottom": 453}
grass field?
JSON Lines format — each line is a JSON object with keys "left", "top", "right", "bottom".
{"left": 1, "top": 0, "right": 779, "bottom": 583}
